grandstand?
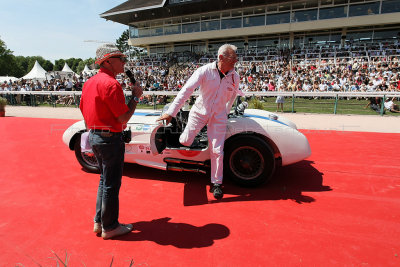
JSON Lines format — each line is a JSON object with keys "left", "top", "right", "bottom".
{"left": 101, "top": 0, "right": 400, "bottom": 57}
{"left": 2, "top": 1, "right": 399, "bottom": 114}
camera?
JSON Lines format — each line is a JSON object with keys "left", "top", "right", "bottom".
{"left": 122, "top": 127, "right": 131, "bottom": 143}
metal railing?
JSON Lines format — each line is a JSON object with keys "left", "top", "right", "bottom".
{"left": 1, "top": 91, "right": 400, "bottom": 116}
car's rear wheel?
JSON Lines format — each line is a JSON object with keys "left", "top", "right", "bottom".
{"left": 224, "top": 135, "right": 275, "bottom": 186}
{"left": 74, "top": 135, "right": 100, "bottom": 173}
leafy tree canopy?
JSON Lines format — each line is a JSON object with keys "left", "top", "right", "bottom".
{"left": 116, "top": 29, "right": 146, "bottom": 59}
{"left": 0, "top": 38, "right": 20, "bottom": 76}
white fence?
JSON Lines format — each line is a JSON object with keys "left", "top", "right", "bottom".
{"left": 2, "top": 90, "right": 400, "bottom": 97}
{"left": 1, "top": 90, "right": 400, "bottom": 116}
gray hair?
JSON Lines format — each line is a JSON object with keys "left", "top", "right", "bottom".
{"left": 217, "top": 44, "right": 237, "bottom": 58}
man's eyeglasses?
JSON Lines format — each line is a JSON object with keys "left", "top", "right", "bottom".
{"left": 110, "top": 56, "right": 127, "bottom": 63}
{"left": 224, "top": 54, "right": 238, "bottom": 62}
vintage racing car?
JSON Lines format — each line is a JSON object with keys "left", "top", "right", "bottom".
{"left": 62, "top": 103, "right": 311, "bottom": 186}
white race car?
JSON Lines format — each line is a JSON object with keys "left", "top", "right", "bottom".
{"left": 62, "top": 104, "right": 311, "bottom": 186}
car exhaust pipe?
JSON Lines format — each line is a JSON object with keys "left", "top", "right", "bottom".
{"left": 164, "top": 157, "right": 209, "bottom": 174}
{"left": 166, "top": 166, "right": 206, "bottom": 174}
{"left": 164, "top": 157, "right": 210, "bottom": 167}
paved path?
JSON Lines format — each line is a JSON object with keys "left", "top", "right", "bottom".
{"left": 5, "top": 106, "right": 400, "bottom": 133}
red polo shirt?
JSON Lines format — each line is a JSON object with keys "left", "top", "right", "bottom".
{"left": 80, "top": 68, "right": 129, "bottom": 132}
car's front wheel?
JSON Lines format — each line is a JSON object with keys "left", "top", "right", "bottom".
{"left": 224, "top": 135, "right": 275, "bottom": 186}
{"left": 74, "top": 135, "right": 100, "bottom": 173}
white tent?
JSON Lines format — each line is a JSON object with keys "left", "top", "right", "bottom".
{"left": 0, "top": 76, "right": 18, "bottom": 83}
{"left": 22, "top": 61, "right": 47, "bottom": 80}
{"left": 82, "top": 65, "right": 96, "bottom": 75}
{"left": 62, "top": 63, "right": 75, "bottom": 73}
{"left": 61, "top": 63, "right": 80, "bottom": 78}
{"left": 83, "top": 65, "right": 91, "bottom": 73}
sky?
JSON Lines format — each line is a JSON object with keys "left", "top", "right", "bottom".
{"left": 0, "top": 0, "right": 127, "bottom": 63}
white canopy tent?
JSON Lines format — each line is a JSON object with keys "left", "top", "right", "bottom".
{"left": 82, "top": 65, "right": 96, "bottom": 76}
{"left": 62, "top": 63, "right": 75, "bottom": 73}
{"left": 0, "top": 76, "right": 18, "bottom": 83}
{"left": 83, "top": 65, "right": 91, "bottom": 73}
{"left": 42, "top": 63, "right": 79, "bottom": 80}
{"left": 62, "top": 63, "right": 80, "bottom": 78}
{"left": 22, "top": 61, "right": 47, "bottom": 81}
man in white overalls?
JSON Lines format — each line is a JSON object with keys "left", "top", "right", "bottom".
{"left": 157, "top": 44, "right": 244, "bottom": 199}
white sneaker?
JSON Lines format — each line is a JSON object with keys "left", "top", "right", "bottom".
{"left": 101, "top": 224, "right": 133, "bottom": 240}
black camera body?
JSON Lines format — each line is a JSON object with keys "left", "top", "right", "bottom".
{"left": 122, "top": 127, "right": 131, "bottom": 143}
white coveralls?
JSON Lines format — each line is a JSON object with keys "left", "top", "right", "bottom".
{"left": 166, "top": 62, "right": 243, "bottom": 184}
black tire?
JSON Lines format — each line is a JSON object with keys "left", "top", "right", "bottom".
{"left": 74, "top": 134, "right": 100, "bottom": 173}
{"left": 224, "top": 135, "right": 275, "bottom": 187}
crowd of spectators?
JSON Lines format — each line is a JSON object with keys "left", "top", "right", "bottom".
{"left": 2, "top": 41, "right": 400, "bottom": 108}
{"left": 125, "top": 42, "right": 400, "bottom": 94}
{"left": 0, "top": 74, "right": 95, "bottom": 105}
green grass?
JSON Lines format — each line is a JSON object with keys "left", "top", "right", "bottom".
{"left": 248, "top": 96, "right": 400, "bottom": 116}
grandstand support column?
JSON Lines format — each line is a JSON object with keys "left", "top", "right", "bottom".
{"left": 244, "top": 37, "right": 249, "bottom": 56}
{"left": 341, "top": 29, "right": 347, "bottom": 47}
{"left": 146, "top": 45, "right": 150, "bottom": 56}
{"left": 289, "top": 32, "right": 294, "bottom": 49}
{"left": 153, "top": 94, "right": 157, "bottom": 110}
{"left": 334, "top": 94, "right": 339, "bottom": 115}
{"left": 291, "top": 94, "right": 295, "bottom": 113}
{"left": 380, "top": 95, "right": 386, "bottom": 116}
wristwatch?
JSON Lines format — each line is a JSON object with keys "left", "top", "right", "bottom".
{"left": 132, "top": 96, "right": 140, "bottom": 103}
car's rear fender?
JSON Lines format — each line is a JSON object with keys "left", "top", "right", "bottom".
{"left": 226, "top": 117, "right": 310, "bottom": 166}
{"left": 62, "top": 120, "right": 86, "bottom": 150}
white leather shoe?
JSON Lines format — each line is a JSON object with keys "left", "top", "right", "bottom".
{"left": 101, "top": 224, "right": 133, "bottom": 240}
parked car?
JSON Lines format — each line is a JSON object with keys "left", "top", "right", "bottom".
{"left": 63, "top": 104, "right": 311, "bottom": 186}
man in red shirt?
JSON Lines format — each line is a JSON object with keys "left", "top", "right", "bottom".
{"left": 80, "top": 44, "right": 142, "bottom": 239}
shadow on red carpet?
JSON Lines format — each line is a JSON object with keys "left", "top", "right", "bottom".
{"left": 121, "top": 160, "right": 331, "bottom": 207}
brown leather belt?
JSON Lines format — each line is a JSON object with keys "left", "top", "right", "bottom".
{"left": 91, "top": 129, "right": 121, "bottom": 137}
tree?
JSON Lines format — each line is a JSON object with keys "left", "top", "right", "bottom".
{"left": 25, "top": 56, "right": 53, "bottom": 72}
{"left": 76, "top": 58, "right": 95, "bottom": 74}
{"left": 0, "top": 37, "right": 93, "bottom": 77}
{"left": 65, "top": 58, "right": 82, "bottom": 73}
{"left": 54, "top": 58, "right": 84, "bottom": 73}
{"left": 0, "top": 38, "right": 17, "bottom": 76}
{"left": 116, "top": 29, "right": 146, "bottom": 59}
{"left": 54, "top": 59, "right": 65, "bottom": 71}
{"left": 116, "top": 29, "right": 130, "bottom": 54}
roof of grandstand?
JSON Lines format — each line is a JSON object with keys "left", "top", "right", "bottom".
{"left": 101, "top": 0, "right": 288, "bottom": 25}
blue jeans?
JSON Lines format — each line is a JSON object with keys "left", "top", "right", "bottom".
{"left": 89, "top": 131, "right": 125, "bottom": 231}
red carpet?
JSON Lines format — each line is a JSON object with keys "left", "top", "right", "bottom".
{"left": 1, "top": 117, "right": 400, "bottom": 266}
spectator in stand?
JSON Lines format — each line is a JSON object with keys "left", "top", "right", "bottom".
{"left": 378, "top": 80, "right": 389, "bottom": 91}
{"left": 366, "top": 81, "right": 375, "bottom": 92}
{"left": 312, "top": 80, "right": 319, "bottom": 92}
{"left": 319, "top": 80, "right": 328, "bottom": 92}
{"left": 65, "top": 79, "right": 73, "bottom": 91}
{"left": 351, "top": 82, "right": 360, "bottom": 92}
{"left": 302, "top": 80, "right": 311, "bottom": 91}
{"left": 268, "top": 80, "right": 276, "bottom": 91}
{"left": 389, "top": 81, "right": 398, "bottom": 92}
{"left": 331, "top": 79, "right": 341, "bottom": 91}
